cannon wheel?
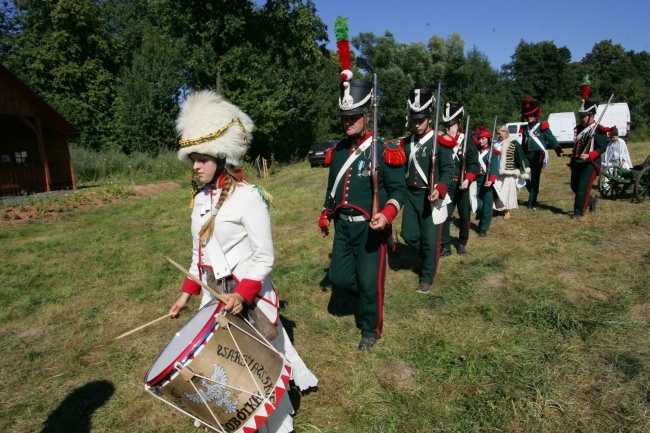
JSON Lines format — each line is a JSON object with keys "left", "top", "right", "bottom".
{"left": 634, "top": 166, "right": 650, "bottom": 203}
{"left": 599, "top": 166, "right": 622, "bottom": 200}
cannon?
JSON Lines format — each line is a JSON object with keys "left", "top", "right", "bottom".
{"left": 598, "top": 155, "right": 650, "bottom": 202}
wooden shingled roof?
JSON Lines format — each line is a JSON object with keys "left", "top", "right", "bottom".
{"left": 0, "top": 63, "right": 78, "bottom": 139}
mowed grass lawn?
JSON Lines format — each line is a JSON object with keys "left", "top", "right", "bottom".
{"left": 1, "top": 142, "right": 648, "bottom": 432}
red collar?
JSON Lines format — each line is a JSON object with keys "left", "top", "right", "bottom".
{"left": 215, "top": 171, "right": 243, "bottom": 188}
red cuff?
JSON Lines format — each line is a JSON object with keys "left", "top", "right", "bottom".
{"left": 234, "top": 279, "right": 263, "bottom": 304}
{"left": 588, "top": 150, "right": 600, "bottom": 161}
{"left": 465, "top": 172, "right": 476, "bottom": 183}
{"left": 181, "top": 277, "right": 202, "bottom": 296}
{"left": 380, "top": 203, "right": 398, "bottom": 223}
{"left": 493, "top": 150, "right": 501, "bottom": 156}
{"left": 489, "top": 175, "right": 497, "bottom": 183}
{"left": 434, "top": 183, "right": 447, "bottom": 199}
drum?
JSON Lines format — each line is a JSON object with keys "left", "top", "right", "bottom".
{"left": 145, "top": 300, "right": 291, "bottom": 432}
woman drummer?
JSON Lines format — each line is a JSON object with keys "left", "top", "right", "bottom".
{"left": 169, "top": 90, "right": 317, "bottom": 432}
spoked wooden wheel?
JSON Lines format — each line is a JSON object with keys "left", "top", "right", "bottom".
{"left": 598, "top": 166, "right": 622, "bottom": 200}
{"left": 634, "top": 166, "right": 650, "bottom": 203}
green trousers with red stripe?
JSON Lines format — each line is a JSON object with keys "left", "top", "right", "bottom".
{"left": 441, "top": 179, "right": 471, "bottom": 249}
{"left": 401, "top": 187, "right": 441, "bottom": 284}
{"left": 329, "top": 217, "right": 386, "bottom": 339}
{"left": 476, "top": 175, "right": 494, "bottom": 232}
{"left": 571, "top": 161, "right": 598, "bottom": 215}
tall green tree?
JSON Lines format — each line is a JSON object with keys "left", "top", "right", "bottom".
{"left": 112, "top": 23, "right": 185, "bottom": 154}
{"left": 100, "top": 0, "right": 186, "bottom": 154}
{"left": 1, "top": 0, "right": 121, "bottom": 151}
{"left": 504, "top": 40, "right": 574, "bottom": 104}
{"left": 217, "top": 0, "right": 333, "bottom": 160}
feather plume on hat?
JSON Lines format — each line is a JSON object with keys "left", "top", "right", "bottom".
{"left": 176, "top": 90, "right": 254, "bottom": 166}
{"left": 335, "top": 17, "right": 353, "bottom": 82}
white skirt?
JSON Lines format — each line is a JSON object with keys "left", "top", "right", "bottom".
{"left": 493, "top": 175, "right": 519, "bottom": 211}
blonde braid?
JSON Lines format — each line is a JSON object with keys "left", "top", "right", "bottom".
{"left": 199, "top": 164, "right": 240, "bottom": 244}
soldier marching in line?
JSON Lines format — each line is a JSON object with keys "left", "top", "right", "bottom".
{"left": 519, "top": 98, "right": 564, "bottom": 210}
{"left": 569, "top": 82, "right": 609, "bottom": 219}
{"left": 473, "top": 126, "right": 500, "bottom": 236}
{"left": 400, "top": 88, "right": 454, "bottom": 294}
{"left": 439, "top": 102, "right": 478, "bottom": 257}
{"left": 317, "top": 76, "right": 406, "bottom": 351}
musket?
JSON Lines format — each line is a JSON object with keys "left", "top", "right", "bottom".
{"left": 486, "top": 115, "right": 498, "bottom": 171}
{"left": 371, "top": 73, "right": 380, "bottom": 217}
{"left": 459, "top": 115, "right": 471, "bottom": 184}
{"left": 578, "top": 93, "right": 614, "bottom": 157}
{"left": 428, "top": 83, "right": 442, "bottom": 197}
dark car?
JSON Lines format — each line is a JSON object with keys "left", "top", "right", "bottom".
{"left": 307, "top": 140, "right": 338, "bottom": 167}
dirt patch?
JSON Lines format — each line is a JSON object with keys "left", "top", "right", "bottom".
{"left": 132, "top": 181, "right": 180, "bottom": 196}
{"left": 0, "top": 182, "right": 180, "bottom": 227}
{"left": 380, "top": 360, "right": 418, "bottom": 391}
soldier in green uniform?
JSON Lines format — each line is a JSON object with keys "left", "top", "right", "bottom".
{"left": 400, "top": 88, "right": 454, "bottom": 294}
{"left": 318, "top": 78, "right": 407, "bottom": 350}
{"left": 473, "top": 126, "right": 500, "bottom": 236}
{"left": 569, "top": 97, "right": 608, "bottom": 218}
{"left": 520, "top": 98, "right": 564, "bottom": 210}
{"left": 439, "top": 102, "right": 478, "bottom": 256}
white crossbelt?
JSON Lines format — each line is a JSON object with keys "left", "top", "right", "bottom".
{"left": 329, "top": 135, "right": 374, "bottom": 201}
{"left": 406, "top": 131, "right": 435, "bottom": 183}
{"left": 204, "top": 236, "right": 251, "bottom": 279}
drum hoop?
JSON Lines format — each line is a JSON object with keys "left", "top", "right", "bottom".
{"left": 145, "top": 301, "right": 223, "bottom": 386}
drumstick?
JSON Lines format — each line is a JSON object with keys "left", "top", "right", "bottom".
{"left": 115, "top": 312, "right": 172, "bottom": 340}
{"left": 163, "top": 255, "right": 227, "bottom": 303}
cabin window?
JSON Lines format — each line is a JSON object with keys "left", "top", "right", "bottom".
{"left": 15, "top": 151, "right": 28, "bottom": 164}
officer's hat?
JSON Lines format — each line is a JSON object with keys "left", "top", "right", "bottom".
{"left": 579, "top": 98, "right": 598, "bottom": 116}
{"left": 339, "top": 79, "right": 373, "bottom": 116}
{"left": 176, "top": 90, "right": 253, "bottom": 167}
{"left": 521, "top": 97, "right": 541, "bottom": 118}
{"left": 407, "top": 88, "right": 435, "bottom": 120}
{"left": 442, "top": 102, "right": 464, "bottom": 127}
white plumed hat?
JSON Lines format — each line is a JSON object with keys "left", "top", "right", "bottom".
{"left": 176, "top": 90, "right": 254, "bottom": 166}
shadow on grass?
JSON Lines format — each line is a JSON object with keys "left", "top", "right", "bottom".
{"left": 326, "top": 285, "right": 359, "bottom": 318}
{"left": 41, "top": 380, "right": 114, "bottom": 433}
{"left": 387, "top": 241, "right": 420, "bottom": 274}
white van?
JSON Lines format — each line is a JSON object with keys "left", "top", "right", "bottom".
{"left": 595, "top": 102, "right": 631, "bottom": 138}
{"left": 505, "top": 122, "right": 527, "bottom": 143}
{"left": 548, "top": 112, "right": 576, "bottom": 147}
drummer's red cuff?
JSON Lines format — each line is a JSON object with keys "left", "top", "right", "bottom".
{"left": 181, "top": 277, "right": 201, "bottom": 296}
{"left": 234, "top": 279, "right": 262, "bottom": 304}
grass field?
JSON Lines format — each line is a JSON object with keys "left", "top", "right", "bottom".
{"left": 1, "top": 142, "right": 648, "bottom": 432}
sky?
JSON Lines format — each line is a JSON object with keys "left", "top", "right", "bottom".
{"left": 284, "top": 0, "right": 650, "bottom": 69}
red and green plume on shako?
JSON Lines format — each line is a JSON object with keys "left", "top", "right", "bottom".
{"left": 581, "top": 74, "right": 591, "bottom": 99}
{"left": 335, "top": 16, "right": 353, "bottom": 81}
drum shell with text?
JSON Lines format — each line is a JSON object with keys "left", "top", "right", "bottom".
{"left": 144, "top": 300, "right": 291, "bottom": 433}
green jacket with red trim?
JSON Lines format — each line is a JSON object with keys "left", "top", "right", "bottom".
{"left": 323, "top": 131, "right": 407, "bottom": 222}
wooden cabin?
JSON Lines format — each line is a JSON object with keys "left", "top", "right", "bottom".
{"left": 0, "top": 63, "right": 77, "bottom": 197}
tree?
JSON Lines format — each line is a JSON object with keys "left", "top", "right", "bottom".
{"left": 504, "top": 40, "right": 574, "bottom": 104}
{"left": 217, "top": 0, "right": 334, "bottom": 160}
{"left": 1, "top": 0, "right": 122, "bottom": 151}
{"left": 112, "top": 23, "right": 185, "bottom": 154}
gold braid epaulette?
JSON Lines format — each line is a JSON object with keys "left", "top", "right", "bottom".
{"left": 178, "top": 117, "right": 247, "bottom": 147}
